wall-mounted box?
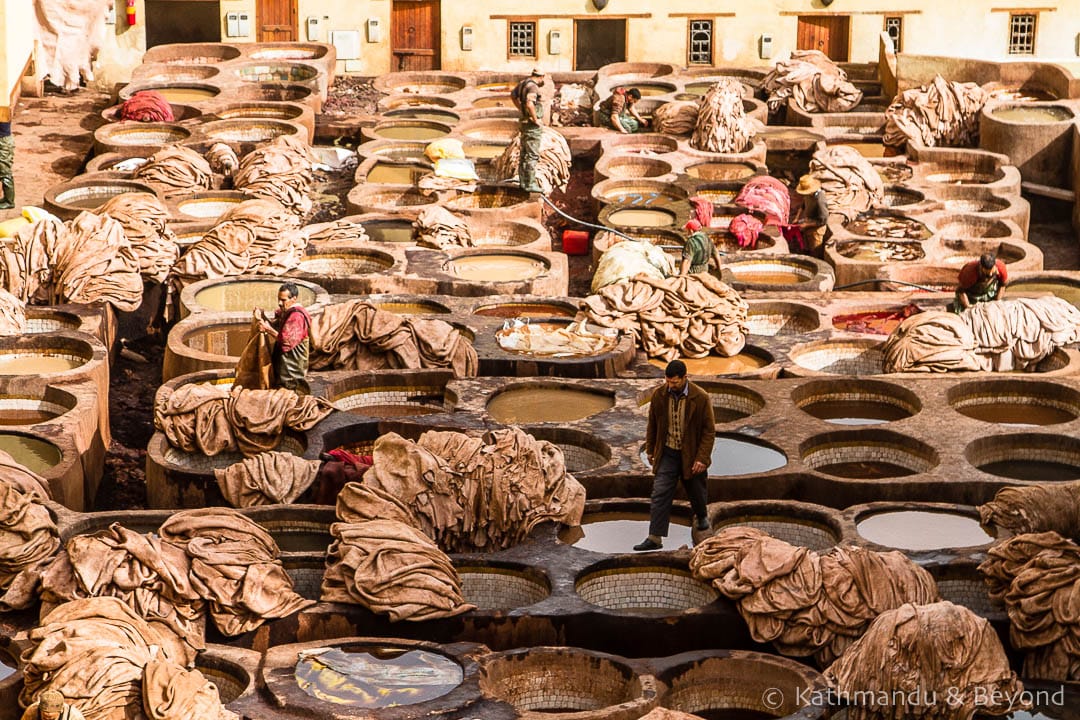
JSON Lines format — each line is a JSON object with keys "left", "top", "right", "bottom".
{"left": 549, "top": 29, "right": 563, "bottom": 55}
{"left": 226, "top": 12, "right": 240, "bottom": 37}
{"left": 332, "top": 30, "right": 362, "bottom": 60}
{"left": 461, "top": 25, "right": 473, "bottom": 51}
{"left": 366, "top": 18, "right": 382, "bottom": 43}
{"left": 237, "top": 12, "right": 251, "bottom": 36}
{"left": 759, "top": 34, "right": 773, "bottom": 60}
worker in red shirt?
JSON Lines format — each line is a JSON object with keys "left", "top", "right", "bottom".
{"left": 953, "top": 252, "right": 1007, "bottom": 313}
{"left": 258, "top": 282, "right": 311, "bottom": 393}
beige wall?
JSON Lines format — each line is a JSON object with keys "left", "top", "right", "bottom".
{"left": 94, "top": 0, "right": 148, "bottom": 91}
{"left": 1, "top": 0, "right": 37, "bottom": 117}
{"left": 7, "top": 0, "right": 1080, "bottom": 93}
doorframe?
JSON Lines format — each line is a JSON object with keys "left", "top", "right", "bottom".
{"left": 571, "top": 17, "right": 630, "bottom": 71}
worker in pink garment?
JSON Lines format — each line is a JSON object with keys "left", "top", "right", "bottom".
{"left": 257, "top": 282, "right": 311, "bottom": 393}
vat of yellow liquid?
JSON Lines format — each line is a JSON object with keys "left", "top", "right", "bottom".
{"left": 487, "top": 386, "right": 614, "bottom": 423}
{"left": 648, "top": 353, "right": 769, "bottom": 376}
{"left": 0, "top": 433, "right": 62, "bottom": 474}
{"left": 192, "top": 280, "right": 318, "bottom": 314}
{"left": 0, "top": 354, "right": 85, "bottom": 375}
{"left": 365, "top": 222, "right": 415, "bottom": 243}
{"left": 370, "top": 121, "right": 451, "bottom": 141}
{"left": 685, "top": 162, "right": 757, "bottom": 180}
{"left": 990, "top": 105, "right": 1074, "bottom": 123}
{"left": 364, "top": 163, "right": 425, "bottom": 185}
{"left": 447, "top": 254, "right": 546, "bottom": 282}
{"left": 143, "top": 86, "right": 220, "bottom": 103}
{"left": 177, "top": 194, "right": 247, "bottom": 219}
{"left": 463, "top": 143, "right": 508, "bottom": 159}
{"left": 604, "top": 208, "right": 676, "bottom": 228}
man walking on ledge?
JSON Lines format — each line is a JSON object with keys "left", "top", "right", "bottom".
{"left": 635, "top": 360, "right": 714, "bottom": 551}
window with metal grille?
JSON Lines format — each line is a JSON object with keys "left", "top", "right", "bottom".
{"left": 689, "top": 20, "right": 713, "bottom": 65}
{"left": 509, "top": 21, "right": 536, "bottom": 57}
{"left": 884, "top": 16, "right": 902, "bottom": 53}
{"left": 1008, "top": 13, "right": 1036, "bottom": 55}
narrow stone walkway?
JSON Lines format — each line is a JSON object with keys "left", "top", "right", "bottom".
{"left": 0, "top": 90, "right": 111, "bottom": 222}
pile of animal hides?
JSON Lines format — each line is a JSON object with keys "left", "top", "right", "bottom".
{"left": 881, "top": 296, "right": 1080, "bottom": 373}
{"left": 0, "top": 451, "right": 59, "bottom": 611}
{"left": 321, "top": 427, "right": 585, "bottom": 620}
{"left": 883, "top": 74, "right": 987, "bottom": 149}
{"left": 690, "top": 526, "right": 939, "bottom": 664}
{"left": 577, "top": 272, "right": 748, "bottom": 362}
{"left": 652, "top": 100, "right": 699, "bottom": 136}
{"left": 492, "top": 127, "right": 572, "bottom": 195}
{"left": 691, "top": 79, "right": 758, "bottom": 153}
{"left": 807, "top": 145, "right": 885, "bottom": 222}
{"left": 761, "top": 50, "right": 863, "bottom": 113}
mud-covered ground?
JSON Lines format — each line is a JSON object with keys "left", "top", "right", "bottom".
{"left": 321, "top": 76, "right": 381, "bottom": 116}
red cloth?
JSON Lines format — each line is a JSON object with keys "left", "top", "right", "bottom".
{"left": 119, "top": 91, "right": 175, "bottom": 122}
{"left": 326, "top": 448, "right": 373, "bottom": 467}
{"left": 957, "top": 259, "right": 1007, "bottom": 289}
{"left": 689, "top": 196, "right": 714, "bottom": 228}
{"left": 274, "top": 305, "right": 311, "bottom": 353}
{"left": 730, "top": 213, "right": 764, "bottom": 248}
{"left": 780, "top": 224, "right": 805, "bottom": 251}
{"left": 735, "top": 176, "right": 791, "bottom": 225}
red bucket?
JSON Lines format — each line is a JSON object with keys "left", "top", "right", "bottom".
{"left": 562, "top": 229, "right": 590, "bottom": 256}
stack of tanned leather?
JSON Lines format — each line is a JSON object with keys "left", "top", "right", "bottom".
{"left": 493, "top": 127, "right": 572, "bottom": 195}
{"left": 413, "top": 206, "right": 473, "bottom": 249}
{"left": 234, "top": 135, "right": 318, "bottom": 217}
{"left": 761, "top": 50, "right": 863, "bottom": 114}
{"left": 96, "top": 193, "right": 179, "bottom": 284}
{"left": 691, "top": 80, "right": 757, "bottom": 153}
{"left": 884, "top": 74, "right": 987, "bottom": 149}
{"left": 133, "top": 146, "right": 214, "bottom": 197}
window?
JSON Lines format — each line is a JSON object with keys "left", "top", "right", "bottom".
{"left": 509, "top": 21, "right": 537, "bottom": 58}
{"left": 688, "top": 19, "right": 713, "bottom": 65}
{"left": 884, "top": 16, "right": 902, "bottom": 53}
{"left": 1008, "top": 13, "right": 1036, "bottom": 55}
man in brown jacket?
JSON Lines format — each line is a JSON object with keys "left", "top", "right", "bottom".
{"left": 635, "top": 360, "right": 715, "bottom": 551}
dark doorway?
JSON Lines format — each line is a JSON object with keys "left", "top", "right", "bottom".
{"left": 574, "top": 19, "right": 626, "bottom": 70}
{"left": 146, "top": 1, "right": 221, "bottom": 48}
{"left": 796, "top": 15, "right": 850, "bottom": 62}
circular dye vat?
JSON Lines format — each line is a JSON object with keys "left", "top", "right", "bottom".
{"left": 487, "top": 386, "right": 614, "bottom": 423}
{"left": 457, "top": 566, "right": 550, "bottom": 610}
{"left": 152, "top": 86, "right": 219, "bottom": 102}
{"left": 184, "top": 324, "right": 251, "bottom": 358}
{"left": 385, "top": 108, "right": 459, "bottom": 124}
{"left": 840, "top": 141, "right": 887, "bottom": 158}
{"left": 559, "top": 512, "right": 692, "bottom": 554}
{"left": 606, "top": 208, "right": 677, "bottom": 227}
{"left": 0, "top": 398, "right": 68, "bottom": 425}
{"left": 372, "top": 123, "right": 450, "bottom": 141}
{"left": 648, "top": 353, "right": 768, "bottom": 375}
{"left": 0, "top": 434, "right": 61, "bottom": 474}
{"left": 816, "top": 460, "right": 917, "bottom": 479}
{"left": 629, "top": 83, "right": 675, "bottom": 96}
{"left": 727, "top": 261, "right": 814, "bottom": 286}
{"left": 365, "top": 221, "right": 415, "bottom": 243}
{"left": 446, "top": 254, "right": 545, "bottom": 282}
{"left": 463, "top": 143, "right": 508, "bottom": 159}
{"left": 837, "top": 241, "right": 925, "bottom": 262}
{"left": 494, "top": 321, "right": 618, "bottom": 358}
{"left": 801, "top": 400, "right": 912, "bottom": 425}
{"left": 295, "top": 646, "right": 462, "bottom": 708}
{"left": 709, "top": 435, "right": 787, "bottom": 476}
{"left": 857, "top": 511, "right": 993, "bottom": 551}
{"left": 875, "top": 164, "right": 914, "bottom": 183}
{"left": 956, "top": 403, "right": 1075, "bottom": 427}
{"left": 475, "top": 303, "right": 575, "bottom": 319}
{"left": 831, "top": 306, "right": 923, "bottom": 336}
{"left": 991, "top": 105, "right": 1074, "bottom": 123}
{"left": 476, "top": 81, "right": 515, "bottom": 92}
{"left": 1009, "top": 280, "right": 1080, "bottom": 309}
{"left": 193, "top": 281, "right": 316, "bottom": 313}
{"left": 978, "top": 459, "right": 1080, "bottom": 482}
{"left": 369, "top": 300, "right": 450, "bottom": 315}
{"left": 577, "top": 566, "right": 717, "bottom": 612}
{"left": 0, "top": 353, "right": 84, "bottom": 374}
{"left": 364, "top": 163, "right": 424, "bottom": 185}
{"left": 177, "top": 195, "right": 246, "bottom": 219}
{"left": 846, "top": 214, "right": 932, "bottom": 240}
{"left": 686, "top": 163, "right": 756, "bottom": 180}
{"left": 0, "top": 648, "right": 16, "bottom": 680}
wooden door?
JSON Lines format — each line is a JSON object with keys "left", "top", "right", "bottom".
{"left": 796, "top": 15, "right": 850, "bottom": 62}
{"left": 392, "top": 0, "right": 441, "bottom": 71}
{"left": 257, "top": 0, "right": 297, "bottom": 41}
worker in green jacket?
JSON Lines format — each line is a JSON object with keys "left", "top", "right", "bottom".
{"left": 679, "top": 219, "right": 723, "bottom": 276}
{"left": 512, "top": 68, "right": 546, "bottom": 193}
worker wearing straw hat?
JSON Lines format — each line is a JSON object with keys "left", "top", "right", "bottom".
{"left": 793, "top": 174, "right": 829, "bottom": 256}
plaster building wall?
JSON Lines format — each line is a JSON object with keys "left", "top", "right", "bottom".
{"left": 1, "top": 0, "right": 36, "bottom": 120}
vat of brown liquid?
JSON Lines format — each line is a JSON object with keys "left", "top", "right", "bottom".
{"left": 446, "top": 254, "right": 546, "bottom": 282}
{"left": 487, "top": 385, "right": 614, "bottom": 423}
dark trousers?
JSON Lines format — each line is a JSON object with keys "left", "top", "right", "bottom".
{"left": 649, "top": 446, "right": 708, "bottom": 537}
